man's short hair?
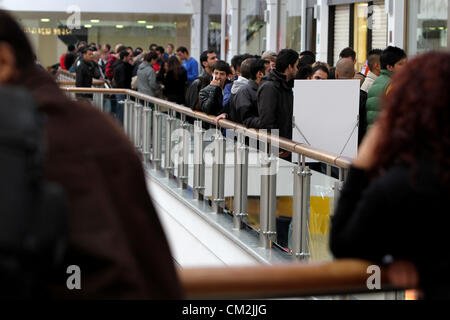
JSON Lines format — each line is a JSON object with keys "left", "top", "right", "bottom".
{"left": 381, "top": 46, "right": 407, "bottom": 70}
{"left": 119, "top": 50, "right": 130, "bottom": 60}
{"left": 212, "top": 60, "right": 228, "bottom": 73}
{"left": 231, "top": 54, "right": 253, "bottom": 73}
{"left": 116, "top": 45, "right": 127, "bottom": 54}
{"left": 275, "top": 49, "right": 299, "bottom": 73}
{"left": 262, "top": 50, "right": 277, "bottom": 62}
{"left": 240, "top": 58, "right": 254, "bottom": 79}
{"left": 250, "top": 59, "right": 269, "bottom": 80}
{"left": 104, "top": 43, "right": 111, "bottom": 51}
{"left": 336, "top": 58, "right": 356, "bottom": 79}
{"left": 367, "top": 49, "right": 382, "bottom": 71}
{"left": 339, "top": 47, "right": 357, "bottom": 61}
{"left": 68, "top": 44, "right": 76, "bottom": 52}
{"left": 81, "top": 46, "right": 95, "bottom": 55}
{"left": 200, "top": 49, "right": 216, "bottom": 69}
{"left": 296, "top": 64, "right": 313, "bottom": 80}
{"left": 144, "top": 51, "right": 158, "bottom": 62}
{"left": 176, "top": 46, "right": 189, "bottom": 54}
{"left": 156, "top": 46, "right": 165, "bottom": 54}
{"left": 168, "top": 43, "right": 174, "bottom": 49}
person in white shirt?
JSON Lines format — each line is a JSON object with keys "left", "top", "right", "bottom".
{"left": 361, "top": 49, "right": 383, "bottom": 93}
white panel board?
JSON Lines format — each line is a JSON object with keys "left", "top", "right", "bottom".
{"left": 293, "top": 80, "right": 360, "bottom": 159}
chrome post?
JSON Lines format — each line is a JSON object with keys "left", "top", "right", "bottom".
{"left": 141, "top": 104, "right": 152, "bottom": 163}
{"left": 151, "top": 108, "right": 162, "bottom": 170}
{"left": 326, "top": 164, "right": 332, "bottom": 177}
{"left": 259, "top": 145, "right": 277, "bottom": 249}
{"left": 134, "top": 102, "right": 143, "bottom": 150}
{"left": 164, "top": 110, "right": 176, "bottom": 178}
{"left": 233, "top": 133, "right": 249, "bottom": 230}
{"left": 92, "top": 93, "right": 100, "bottom": 110}
{"left": 193, "top": 120, "right": 205, "bottom": 200}
{"left": 177, "top": 115, "right": 190, "bottom": 189}
{"left": 211, "top": 129, "right": 226, "bottom": 213}
{"left": 99, "top": 93, "right": 104, "bottom": 112}
{"left": 123, "top": 99, "right": 129, "bottom": 135}
{"left": 292, "top": 154, "right": 312, "bottom": 260}
{"left": 128, "top": 99, "right": 135, "bottom": 143}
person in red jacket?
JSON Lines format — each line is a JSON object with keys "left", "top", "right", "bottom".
{"left": 59, "top": 44, "right": 76, "bottom": 70}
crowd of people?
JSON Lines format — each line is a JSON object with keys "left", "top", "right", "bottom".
{"left": 35, "top": 18, "right": 450, "bottom": 300}
{"left": 66, "top": 40, "right": 407, "bottom": 158}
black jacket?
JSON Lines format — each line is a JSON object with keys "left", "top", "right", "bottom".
{"left": 330, "top": 160, "right": 450, "bottom": 300}
{"left": 257, "top": 69, "right": 294, "bottom": 140}
{"left": 163, "top": 67, "right": 188, "bottom": 105}
{"left": 185, "top": 72, "right": 212, "bottom": 110}
{"left": 75, "top": 59, "right": 100, "bottom": 88}
{"left": 234, "top": 79, "right": 260, "bottom": 128}
{"left": 113, "top": 60, "right": 133, "bottom": 89}
{"left": 199, "top": 84, "right": 223, "bottom": 116}
{"left": 358, "top": 90, "right": 368, "bottom": 146}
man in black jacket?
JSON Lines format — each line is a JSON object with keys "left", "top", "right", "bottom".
{"left": 185, "top": 50, "right": 218, "bottom": 110}
{"left": 257, "top": 49, "right": 298, "bottom": 141}
{"left": 75, "top": 46, "right": 100, "bottom": 99}
{"left": 199, "top": 60, "right": 228, "bottom": 117}
{"left": 112, "top": 50, "right": 133, "bottom": 124}
{"left": 113, "top": 50, "right": 133, "bottom": 90}
{"left": 234, "top": 58, "right": 270, "bottom": 128}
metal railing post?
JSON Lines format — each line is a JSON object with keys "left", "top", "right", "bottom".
{"left": 259, "top": 146, "right": 277, "bottom": 249}
{"left": 142, "top": 104, "right": 152, "bottom": 163}
{"left": 177, "top": 115, "right": 190, "bottom": 189}
{"left": 123, "top": 99, "right": 129, "bottom": 135}
{"left": 211, "top": 129, "right": 225, "bottom": 213}
{"left": 152, "top": 107, "right": 163, "bottom": 171}
{"left": 193, "top": 120, "right": 205, "bottom": 200}
{"left": 233, "top": 133, "right": 249, "bottom": 230}
{"left": 292, "top": 154, "right": 312, "bottom": 260}
{"left": 134, "top": 102, "right": 143, "bottom": 150}
{"left": 164, "top": 110, "right": 176, "bottom": 178}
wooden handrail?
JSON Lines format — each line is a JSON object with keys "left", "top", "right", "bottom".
{"left": 178, "top": 259, "right": 400, "bottom": 299}
{"left": 58, "top": 86, "right": 353, "bottom": 169}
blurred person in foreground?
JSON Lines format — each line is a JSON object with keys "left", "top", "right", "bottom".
{"left": 330, "top": 52, "right": 450, "bottom": 300}
{"left": 0, "top": 10, "right": 182, "bottom": 299}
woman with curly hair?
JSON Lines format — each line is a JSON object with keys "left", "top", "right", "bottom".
{"left": 330, "top": 51, "right": 450, "bottom": 300}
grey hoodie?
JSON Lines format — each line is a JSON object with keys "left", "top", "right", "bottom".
{"left": 231, "top": 76, "right": 249, "bottom": 95}
{"left": 137, "top": 61, "right": 160, "bottom": 97}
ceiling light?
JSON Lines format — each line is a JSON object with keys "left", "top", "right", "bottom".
{"left": 40, "top": 18, "right": 50, "bottom": 22}
{"left": 146, "top": 25, "right": 154, "bottom": 29}
{"left": 90, "top": 19, "right": 100, "bottom": 23}
{"left": 137, "top": 20, "right": 146, "bottom": 24}
{"left": 84, "top": 24, "right": 92, "bottom": 28}
{"left": 116, "top": 25, "right": 124, "bottom": 29}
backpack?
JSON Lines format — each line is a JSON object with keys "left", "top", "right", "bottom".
{"left": 0, "top": 87, "right": 67, "bottom": 298}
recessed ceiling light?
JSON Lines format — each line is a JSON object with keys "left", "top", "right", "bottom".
{"left": 90, "top": 19, "right": 100, "bottom": 23}
{"left": 84, "top": 24, "right": 92, "bottom": 28}
{"left": 116, "top": 25, "right": 124, "bottom": 29}
{"left": 146, "top": 25, "right": 154, "bottom": 29}
{"left": 40, "top": 18, "right": 50, "bottom": 22}
{"left": 137, "top": 20, "right": 146, "bottom": 24}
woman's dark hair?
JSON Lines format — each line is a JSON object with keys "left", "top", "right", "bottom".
{"left": 381, "top": 46, "right": 407, "bottom": 70}
{"left": 167, "top": 55, "right": 181, "bottom": 80}
{"left": 296, "top": 64, "right": 313, "bottom": 80}
{"left": 372, "top": 52, "right": 450, "bottom": 187}
{"left": 0, "top": 10, "right": 36, "bottom": 72}
{"left": 275, "top": 49, "right": 299, "bottom": 73}
{"left": 311, "top": 62, "right": 330, "bottom": 77}
{"left": 145, "top": 51, "right": 158, "bottom": 62}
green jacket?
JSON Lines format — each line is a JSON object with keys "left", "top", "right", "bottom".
{"left": 366, "top": 69, "right": 393, "bottom": 128}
